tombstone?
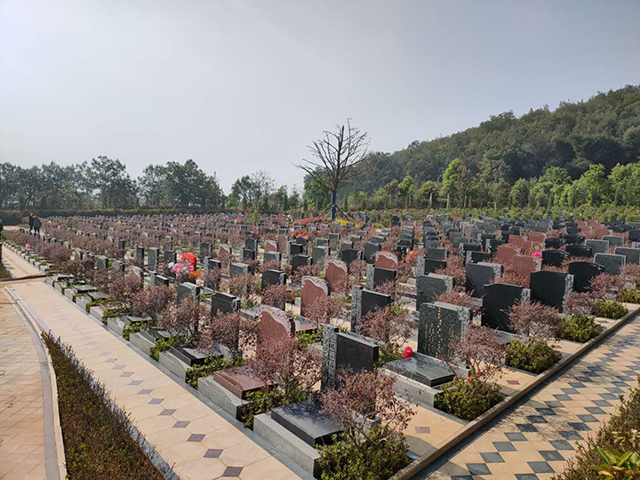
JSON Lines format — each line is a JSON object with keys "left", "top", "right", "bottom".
{"left": 364, "top": 242, "right": 381, "bottom": 264}
{"left": 130, "top": 266, "right": 144, "bottom": 280}
{"left": 482, "top": 284, "right": 530, "bottom": 331}
{"left": 375, "top": 252, "right": 398, "bottom": 270}
{"left": 200, "top": 242, "right": 212, "bottom": 258}
{"left": 147, "top": 247, "right": 160, "bottom": 271}
{"left": 325, "top": 259, "right": 348, "bottom": 294}
{"left": 117, "top": 238, "right": 126, "bottom": 250}
{"left": 290, "top": 255, "right": 311, "bottom": 274}
{"left": 289, "top": 243, "right": 304, "bottom": 256}
{"left": 465, "top": 262, "right": 502, "bottom": 298}
{"left": 177, "top": 282, "right": 201, "bottom": 303}
{"left": 230, "top": 262, "right": 250, "bottom": 278}
{"left": 467, "top": 251, "right": 492, "bottom": 264}
{"left": 242, "top": 248, "right": 256, "bottom": 261}
{"left": 586, "top": 239, "right": 609, "bottom": 255}
{"left": 629, "top": 230, "right": 640, "bottom": 243}
{"left": 418, "top": 302, "right": 472, "bottom": 360}
{"left": 311, "top": 246, "right": 328, "bottom": 265}
{"left": 614, "top": 247, "right": 640, "bottom": 265}
{"left": 511, "top": 255, "right": 540, "bottom": 280}
{"left": 258, "top": 306, "right": 294, "bottom": 345}
{"left": 367, "top": 267, "right": 397, "bottom": 290}
{"left": 603, "top": 235, "right": 624, "bottom": 247}
{"left": 152, "top": 274, "right": 169, "bottom": 286}
{"left": 321, "top": 325, "right": 379, "bottom": 390}
{"left": 545, "top": 237, "right": 563, "bottom": 249}
{"left": 263, "top": 251, "right": 282, "bottom": 265}
{"left": 528, "top": 232, "right": 546, "bottom": 243}
{"left": 265, "top": 240, "right": 278, "bottom": 253}
{"left": 340, "top": 248, "right": 362, "bottom": 267}
{"left": 207, "top": 258, "right": 222, "bottom": 271}
{"left": 301, "top": 277, "right": 329, "bottom": 317}
{"left": 163, "top": 249, "right": 177, "bottom": 264}
{"left": 568, "top": 262, "right": 605, "bottom": 293}
{"left": 496, "top": 244, "right": 519, "bottom": 265}
{"left": 426, "top": 248, "right": 448, "bottom": 262}
{"left": 594, "top": 253, "right": 626, "bottom": 275}
{"left": 566, "top": 244, "right": 593, "bottom": 258}
{"left": 134, "top": 245, "right": 145, "bottom": 265}
{"left": 261, "top": 269, "right": 286, "bottom": 290}
{"left": 360, "top": 289, "right": 392, "bottom": 319}
{"left": 542, "top": 249, "right": 569, "bottom": 267}
{"left": 112, "top": 259, "right": 125, "bottom": 273}
{"left": 245, "top": 237, "right": 257, "bottom": 251}
{"left": 416, "top": 274, "right": 454, "bottom": 306}
{"left": 530, "top": 271, "right": 573, "bottom": 311}
{"left": 96, "top": 256, "right": 109, "bottom": 270}
{"left": 211, "top": 292, "right": 239, "bottom": 316}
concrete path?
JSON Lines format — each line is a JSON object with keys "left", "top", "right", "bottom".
{"left": 421, "top": 313, "right": 640, "bottom": 479}
{"left": 2, "top": 249, "right": 300, "bottom": 480}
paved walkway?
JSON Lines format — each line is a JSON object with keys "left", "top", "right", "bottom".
{"left": 2, "top": 251, "right": 301, "bottom": 480}
{"left": 421, "top": 313, "right": 640, "bottom": 479}
{"left": 0, "top": 292, "right": 47, "bottom": 480}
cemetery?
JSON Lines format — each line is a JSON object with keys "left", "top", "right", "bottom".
{"left": 3, "top": 211, "right": 640, "bottom": 479}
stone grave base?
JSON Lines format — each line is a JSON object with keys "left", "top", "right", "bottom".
{"left": 254, "top": 412, "right": 321, "bottom": 477}
{"left": 89, "top": 305, "right": 106, "bottom": 323}
{"left": 64, "top": 287, "right": 77, "bottom": 301}
{"left": 130, "top": 332, "right": 155, "bottom": 356}
{"left": 75, "top": 295, "right": 91, "bottom": 312}
{"left": 158, "top": 350, "right": 189, "bottom": 381}
{"left": 106, "top": 317, "right": 125, "bottom": 337}
{"left": 198, "top": 376, "right": 248, "bottom": 420}
{"left": 383, "top": 369, "right": 439, "bottom": 407}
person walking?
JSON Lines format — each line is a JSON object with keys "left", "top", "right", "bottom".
{"left": 28, "top": 213, "right": 34, "bottom": 233}
{"left": 33, "top": 216, "right": 41, "bottom": 235}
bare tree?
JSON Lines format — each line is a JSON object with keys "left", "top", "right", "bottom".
{"left": 295, "top": 120, "right": 369, "bottom": 220}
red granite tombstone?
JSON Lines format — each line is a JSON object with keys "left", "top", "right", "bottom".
{"left": 496, "top": 244, "right": 519, "bottom": 265}
{"left": 212, "top": 367, "right": 266, "bottom": 399}
{"left": 265, "top": 240, "right": 278, "bottom": 253}
{"left": 512, "top": 254, "right": 541, "bottom": 282}
{"left": 594, "top": 228, "right": 610, "bottom": 240}
{"left": 509, "top": 235, "right": 525, "bottom": 248}
{"left": 375, "top": 252, "right": 399, "bottom": 270}
{"left": 258, "top": 306, "right": 294, "bottom": 345}
{"left": 325, "top": 259, "right": 349, "bottom": 294}
{"left": 528, "top": 232, "right": 546, "bottom": 243}
{"left": 277, "top": 235, "right": 287, "bottom": 254}
{"left": 300, "top": 276, "right": 329, "bottom": 317}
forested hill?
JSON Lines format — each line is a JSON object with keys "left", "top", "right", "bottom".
{"left": 346, "top": 85, "right": 640, "bottom": 196}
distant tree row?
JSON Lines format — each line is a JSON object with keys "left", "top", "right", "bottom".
{"left": 328, "top": 85, "right": 640, "bottom": 211}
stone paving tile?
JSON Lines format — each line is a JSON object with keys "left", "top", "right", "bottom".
{"left": 422, "top": 313, "right": 640, "bottom": 479}
{"left": 8, "top": 279, "right": 300, "bottom": 480}
{"left": 0, "top": 292, "right": 47, "bottom": 480}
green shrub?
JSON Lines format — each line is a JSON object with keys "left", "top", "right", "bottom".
{"left": 240, "top": 382, "right": 307, "bottom": 429}
{"left": 434, "top": 376, "right": 503, "bottom": 421}
{"left": 42, "top": 334, "right": 166, "bottom": 480}
{"left": 595, "top": 300, "right": 628, "bottom": 320}
{"left": 297, "top": 329, "right": 323, "bottom": 347}
{"left": 618, "top": 288, "right": 640, "bottom": 304}
{"left": 560, "top": 315, "right": 603, "bottom": 343}
{"left": 318, "top": 427, "right": 410, "bottom": 480}
{"left": 185, "top": 356, "right": 243, "bottom": 389}
{"left": 149, "top": 336, "right": 182, "bottom": 361}
{"left": 506, "top": 339, "right": 562, "bottom": 374}
{"left": 122, "top": 321, "right": 151, "bottom": 341}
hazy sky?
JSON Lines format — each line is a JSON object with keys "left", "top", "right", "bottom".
{"left": 2, "top": 1, "right": 639, "bottom": 192}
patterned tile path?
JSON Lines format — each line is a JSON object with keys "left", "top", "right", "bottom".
{"left": 420, "top": 313, "right": 640, "bottom": 479}
{"left": 4, "top": 276, "right": 301, "bottom": 480}
{"left": 0, "top": 292, "right": 48, "bottom": 480}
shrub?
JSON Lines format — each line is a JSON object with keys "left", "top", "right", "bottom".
{"left": 131, "top": 285, "right": 175, "bottom": 320}
{"left": 159, "top": 298, "right": 208, "bottom": 345}
{"left": 435, "top": 377, "right": 503, "bottom": 421}
{"left": 318, "top": 426, "right": 410, "bottom": 480}
{"left": 565, "top": 291, "right": 598, "bottom": 316}
{"left": 185, "top": 356, "right": 243, "bottom": 389}
{"left": 356, "top": 306, "right": 412, "bottom": 364}
{"left": 436, "top": 289, "right": 480, "bottom": 315}
{"left": 618, "top": 288, "right": 640, "bottom": 303}
{"left": 595, "top": 300, "right": 628, "bottom": 319}
{"left": 122, "top": 320, "right": 151, "bottom": 341}
{"left": 319, "top": 370, "right": 414, "bottom": 479}
{"left": 109, "top": 273, "right": 143, "bottom": 304}
{"left": 508, "top": 300, "right": 562, "bottom": 341}
{"left": 43, "top": 334, "right": 166, "bottom": 480}
{"left": 506, "top": 339, "right": 562, "bottom": 374}
{"left": 560, "top": 315, "right": 603, "bottom": 343}
{"left": 449, "top": 325, "right": 506, "bottom": 380}
{"left": 149, "top": 336, "right": 182, "bottom": 361}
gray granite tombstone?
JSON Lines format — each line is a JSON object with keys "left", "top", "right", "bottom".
{"left": 211, "top": 292, "right": 239, "bottom": 316}
{"left": 177, "top": 282, "right": 201, "bottom": 303}
{"left": 614, "top": 247, "right": 640, "bottom": 265}
{"left": 594, "top": 253, "right": 626, "bottom": 275}
{"left": 482, "top": 283, "right": 530, "bottom": 331}
{"left": 465, "top": 262, "right": 503, "bottom": 298}
{"left": 568, "top": 261, "right": 605, "bottom": 292}
{"left": 418, "top": 301, "right": 472, "bottom": 360}
{"left": 530, "top": 270, "right": 573, "bottom": 312}
{"left": 416, "top": 274, "right": 454, "bottom": 306}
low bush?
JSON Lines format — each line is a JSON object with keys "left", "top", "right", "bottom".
{"left": 297, "top": 328, "right": 323, "bottom": 346}
{"left": 122, "top": 320, "right": 151, "bottom": 341}
{"left": 185, "top": 356, "right": 243, "bottom": 389}
{"left": 555, "top": 376, "right": 640, "bottom": 480}
{"left": 241, "top": 383, "right": 307, "bottom": 428}
{"left": 43, "top": 334, "right": 166, "bottom": 480}
{"left": 560, "top": 315, "right": 603, "bottom": 343}
{"left": 618, "top": 288, "right": 640, "bottom": 304}
{"left": 506, "top": 339, "right": 562, "bottom": 374}
{"left": 435, "top": 376, "right": 503, "bottom": 421}
{"left": 149, "top": 336, "right": 182, "bottom": 361}
{"left": 318, "top": 427, "right": 410, "bottom": 480}
{"left": 595, "top": 300, "right": 628, "bottom": 320}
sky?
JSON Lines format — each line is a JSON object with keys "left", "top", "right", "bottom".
{"left": 1, "top": 0, "right": 639, "bottom": 192}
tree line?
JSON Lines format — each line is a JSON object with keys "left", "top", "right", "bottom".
{"left": 324, "top": 84, "right": 640, "bottom": 211}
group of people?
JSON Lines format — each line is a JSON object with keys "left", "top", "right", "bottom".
{"left": 28, "top": 213, "right": 41, "bottom": 234}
